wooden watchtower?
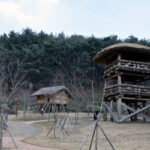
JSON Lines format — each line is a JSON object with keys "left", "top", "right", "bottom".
{"left": 94, "top": 43, "right": 150, "bottom": 123}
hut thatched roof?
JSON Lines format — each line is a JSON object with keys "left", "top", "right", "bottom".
{"left": 31, "top": 85, "right": 72, "bottom": 98}
{"left": 93, "top": 43, "right": 150, "bottom": 64}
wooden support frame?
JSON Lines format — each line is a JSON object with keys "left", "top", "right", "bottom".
{"left": 121, "top": 102, "right": 150, "bottom": 121}
{"left": 119, "top": 103, "right": 150, "bottom": 123}
{"left": 103, "top": 100, "right": 150, "bottom": 123}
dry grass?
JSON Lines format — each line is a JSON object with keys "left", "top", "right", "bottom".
{"left": 9, "top": 111, "right": 53, "bottom": 121}
{"left": 24, "top": 113, "right": 150, "bottom": 150}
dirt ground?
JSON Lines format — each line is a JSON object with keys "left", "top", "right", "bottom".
{"left": 23, "top": 113, "right": 150, "bottom": 150}
{"left": 3, "top": 120, "right": 61, "bottom": 150}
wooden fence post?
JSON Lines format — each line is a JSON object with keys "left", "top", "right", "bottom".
{"left": 117, "top": 98, "right": 122, "bottom": 120}
{"left": 0, "top": 105, "right": 2, "bottom": 149}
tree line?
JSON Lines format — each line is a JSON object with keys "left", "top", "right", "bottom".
{"left": 0, "top": 28, "right": 150, "bottom": 108}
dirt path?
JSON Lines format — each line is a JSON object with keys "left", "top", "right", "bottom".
{"left": 3, "top": 120, "right": 61, "bottom": 150}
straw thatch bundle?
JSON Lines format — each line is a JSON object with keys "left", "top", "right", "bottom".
{"left": 94, "top": 43, "right": 150, "bottom": 64}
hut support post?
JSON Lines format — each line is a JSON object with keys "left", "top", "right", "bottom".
{"left": 117, "top": 54, "right": 122, "bottom": 121}
{"left": 103, "top": 79, "right": 108, "bottom": 121}
{"left": 143, "top": 102, "right": 146, "bottom": 122}
{"left": 134, "top": 103, "right": 138, "bottom": 121}
{"left": 103, "top": 102, "right": 107, "bottom": 121}
{"left": 110, "top": 100, "right": 114, "bottom": 121}
{"left": 117, "top": 98, "right": 122, "bottom": 121}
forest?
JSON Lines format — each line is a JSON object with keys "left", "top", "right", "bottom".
{"left": 0, "top": 28, "right": 150, "bottom": 109}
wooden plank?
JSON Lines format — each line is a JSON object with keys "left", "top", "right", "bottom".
{"left": 119, "top": 103, "right": 150, "bottom": 123}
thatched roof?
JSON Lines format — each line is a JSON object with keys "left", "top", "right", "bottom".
{"left": 93, "top": 43, "right": 150, "bottom": 64}
{"left": 31, "top": 85, "right": 72, "bottom": 98}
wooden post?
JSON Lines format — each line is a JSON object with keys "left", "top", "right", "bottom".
{"left": 117, "top": 54, "right": 122, "bottom": 121}
{"left": 117, "top": 98, "right": 122, "bottom": 121}
{"left": 110, "top": 100, "right": 113, "bottom": 121}
{"left": 91, "top": 81, "right": 95, "bottom": 117}
{"left": 143, "top": 102, "right": 146, "bottom": 122}
{"left": 0, "top": 105, "right": 2, "bottom": 149}
{"left": 103, "top": 102, "right": 107, "bottom": 121}
{"left": 134, "top": 102, "right": 138, "bottom": 121}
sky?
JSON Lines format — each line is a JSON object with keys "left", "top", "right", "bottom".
{"left": 0, "top": 0, "right": 150, "bottom": 39}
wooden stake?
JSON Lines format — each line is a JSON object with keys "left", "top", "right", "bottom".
{"left": 98, "top": 123, "right": 115, "bottom": 150}
{"left": 78, "top": 122, "right": 96, "bottom": 150}
{"left": 0, "top": 105, "right": 2, "bottom": 150}
{"left": 95, "top": 123, "right": 98, "bottom": 150}
{"left": 89, "top": 123, "right": 96, "bottom": 150}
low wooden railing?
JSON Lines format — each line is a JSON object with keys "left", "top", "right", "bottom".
{"left": 104, "top": 84, "right": 150, "bottom": 97}
{"left": 105, "top": 59, "right": 150, "bottom": 74}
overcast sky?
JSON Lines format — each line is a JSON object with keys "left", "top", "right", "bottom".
{"left": 0, "top": 0, "right": 150, "bottom": 39}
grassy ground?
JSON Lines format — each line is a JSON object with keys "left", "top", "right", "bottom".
{"left": 24, "top": 113, "right": 150, "bottom": 150}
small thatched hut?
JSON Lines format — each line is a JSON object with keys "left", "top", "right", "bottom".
{"left": 31, "top": 86, "right": 72, "bottom": 112}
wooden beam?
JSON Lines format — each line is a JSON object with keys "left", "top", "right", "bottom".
{"left": 122, "top": 97, "right": 150, "bottom": 102}
{"left": 103, "top": 102, "right": 118, "bottom": 122}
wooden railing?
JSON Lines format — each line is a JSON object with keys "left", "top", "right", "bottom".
{"left": 104, "top": 84, "right": 150, "bottom": 97}
{"left": 105, "top": 59, "right": 150, "bottom": 74}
